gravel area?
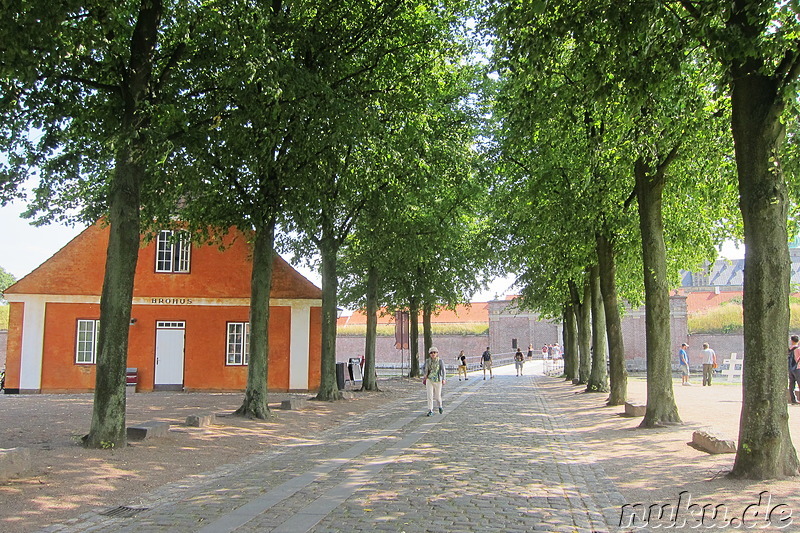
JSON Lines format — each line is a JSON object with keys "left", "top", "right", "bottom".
{"left": 0, "top": 378, "right": 420, "bottom": 533}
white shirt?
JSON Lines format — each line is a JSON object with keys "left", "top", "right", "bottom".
{"left": 702, "top": 348, "right": 716, "bottom": 365}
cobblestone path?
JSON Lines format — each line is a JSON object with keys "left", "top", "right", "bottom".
{"left": 41, "top": 370, "right": 628, "bottom": 533}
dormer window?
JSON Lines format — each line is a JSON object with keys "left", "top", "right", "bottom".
{"left": 156, "top": 230, "right": 191, "bottom": 273}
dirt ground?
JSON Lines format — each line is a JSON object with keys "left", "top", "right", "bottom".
{"left": 542, "top": 375, "right": 800, "bottom": 530}
{"left": 3, "top": 372, "right": 800, "bottom": 532}
{"left": 0, "top": 379, "right": 420, "bottom": 533}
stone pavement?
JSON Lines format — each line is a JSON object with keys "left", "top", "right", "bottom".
{"left": 40, "top": 363, "right": 629, "bottom": 533}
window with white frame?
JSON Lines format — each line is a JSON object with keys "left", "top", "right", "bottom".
{"left": 76, "top": 319, "right": 99, "bottom": 364}
{"left": 226, "top": 322, "right": 250, "bottom": 365}
{"left": 156, "top": 230, "right": 191, "bottom": 273}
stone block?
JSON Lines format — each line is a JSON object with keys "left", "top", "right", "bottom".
{"left": 185, "top": 414, "right": 216, "bottom": 427}
{"left": 127, "top": 421, "right": 170, "bottom": 441}
{"left": 340, "top": 391, "right": 355, "bottom": 400}
{"left": 624, "top": 402, "right": 646, "bottom": 417}
{"left": 280, "top": 398, "right": 308, "bottom": 410}
{"left": 0, "top": 447, "right": 31, "bottom": 482}
{"left": 692, "top": 430, "right": 736, "bottom": 454}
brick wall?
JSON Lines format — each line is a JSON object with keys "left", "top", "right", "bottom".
{"left": 488, "top": 299, "right": 561, "bottom": 352}
{"left": 686, "top": 334, "right": 744, "bottom": 368}
{"left": 336, "top": 334, "right": 489, "bottom": 369}
{"left": 333, "top": 294, "right": 737, "bottom": 374}
{"left": 486, "top": 294, "right": 690, "bottom": 371}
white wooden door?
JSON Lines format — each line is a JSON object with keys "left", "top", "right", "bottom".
{"left": 154, "top": 321, "right": 185, "bottom": 390}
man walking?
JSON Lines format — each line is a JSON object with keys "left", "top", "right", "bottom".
{"left": 678, "top": 343, "right": 690, "bottom": 386}
{"left": 789, "top": 335, "right": 800, "bottom": 404}
{"left": 514, "top": 348, "right": 525, "bottom": 376}
{"left": 701, "top": 342, "right": 717, "bottom": 386}
{"left": 481, "top": 347, "right": 493, "bottom": 380}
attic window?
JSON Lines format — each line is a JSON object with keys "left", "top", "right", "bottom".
{"left": 156, "top": 230, "right": 191, "bottom": 273}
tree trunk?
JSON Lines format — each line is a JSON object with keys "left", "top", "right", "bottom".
{"left": 409, "top": 296, "right": 420, "bottom": 377}
{"left": 563, "top": 301, "right": 579, "bottom": 382}
{"left": 587, "top": 264, "right": 609, "bottom": 393}
{"left": 635, "top": 156, "right": 681, "bottom": 427}
{"left": 423, "top": 300, "right": 433, "bottom": 369}
{"left": 597, "top": 232, "right": 627, "bottom": 405}
{"left": 728, "top": 43, "right": 799, "bottom": 478}
{"left": 361, "top": 263, "right": 380, "bottom": 392}
{"left": 235, "top": 220, "right": 274, "bottom": 418}
{"left": 577, "top": 276, "right": 592, "bottom": 384}
{"left": 315, "top": 232, "right": 341, "bottom": 401}
{"left": 85, "top": 0, "right": 162, "bottom": 449}
{"left": 85, "top": 151, "right": 142, "bottom": 449}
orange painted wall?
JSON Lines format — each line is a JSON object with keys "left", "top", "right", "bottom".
{"left": 35, "top": 302, "right": 317, "bottom": 393}
{"left": 40, "top": 303, "right": 99, "bottom": 391}
{"left": 4, "top": 303, "right": 24, "bottom": 390}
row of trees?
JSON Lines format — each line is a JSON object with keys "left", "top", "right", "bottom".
{"left": 4, "top": 0, "right": 798, "bottom": 481}
{"left": 0, "top": 0, "right": 492, "bottom": 448}
{"left": 482, "top": 0, "right": 800, "bottom": 479}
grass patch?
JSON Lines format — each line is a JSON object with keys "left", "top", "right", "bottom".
{"left": 338, "top": 323, "right": 488, "bottom": 337}
{"left": 689, "top": 301, "right": 800, "bottom": 334}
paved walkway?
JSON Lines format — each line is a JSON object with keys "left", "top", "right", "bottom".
{"left": 40, "top": 363, "right": 628, "bottom": 533}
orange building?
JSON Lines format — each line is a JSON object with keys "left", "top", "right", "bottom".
{"left": 2, "top": 224, "right": 322, "bottom": 394}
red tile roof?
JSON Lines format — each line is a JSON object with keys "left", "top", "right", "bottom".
{"left": 338, "top": 302, "right": 490, "bottom": 326}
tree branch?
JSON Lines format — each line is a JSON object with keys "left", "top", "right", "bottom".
{"left": 51, "top": 74, "right": 120, "bottom": 94}
{"left": 154, "top": 42, "right": 186, "bottom": 95}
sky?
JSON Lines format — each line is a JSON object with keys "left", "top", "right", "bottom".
{"left": 0, "top": 198, "right": 741, "bottom": 301}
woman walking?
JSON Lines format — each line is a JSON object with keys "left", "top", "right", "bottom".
{"left": 424, "top": 347, "right": 446, "bottom": 416}
{"left": 456, "top": 350, "right": 468, "bottom": 381}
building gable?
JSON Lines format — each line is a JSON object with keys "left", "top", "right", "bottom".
{"left": 4, "top": 223, "right": 321, "bottom": 300}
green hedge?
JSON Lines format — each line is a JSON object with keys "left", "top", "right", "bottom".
{"left": 0, "top": 305, "right": 8, "bottom": 330}
{"left": 338, "top": 323, "right": 488, "bottom": 337}
{"left": 689, "top": 301, "right": 800, "bottom": 334}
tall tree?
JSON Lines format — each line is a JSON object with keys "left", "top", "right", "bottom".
{"left": 1, "top": 0, "right": 194, "bottom": 447}
{"left": 587, "top": 264, "right": 609, "bottom": 392}
{"left": 635, "top": 148, "right": 682, "bottom": 426}
{"left": 672, "top": 0, "right": 800, "bottom": 478}
{"left": 597, "top": 231, "right": 628, "bottom": 405}
{"left": 282, "top": 0, "right": 476, "bottom": 400}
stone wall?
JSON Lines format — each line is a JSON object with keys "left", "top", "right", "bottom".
{"left": 336, "top": 334, "right": 490, "bottom": 369}
{"left": 487, "top": 294, "right": 690, "bottom": 372}
{"left": 488, "top": 299, "right": 561, "bottom": 352}
{"left": 334, "top": 298, "right": 749, "bottom": 374}
{"left": 685, "top": 334, "right": 744, "bottom": 366}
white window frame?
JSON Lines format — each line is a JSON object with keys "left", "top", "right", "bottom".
{"left": 156, "top": 230, "right": 191, "bottom": 273}
{"left": 226, "top": 322, "right": 250, "bottom": 366}
{"left": 76, "top": 319, "right": 99, "bottom": 364}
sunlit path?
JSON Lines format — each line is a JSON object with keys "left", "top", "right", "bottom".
{"left": 45, "top": 368, "right": 624, "bottom": 533}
